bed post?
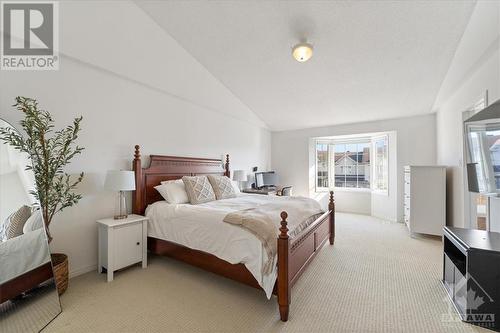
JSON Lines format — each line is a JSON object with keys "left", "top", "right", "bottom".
{"left": 329, "top": 191, "right": 335, "bottom": 245}
{"left": 277, "top": 211, "right": 290, "bottom": 322}
{"left": 132, "top": 145, "right": 143, "bottom": 215}
{"left": 224, "top": 154, "right": 230, "bottom": 178}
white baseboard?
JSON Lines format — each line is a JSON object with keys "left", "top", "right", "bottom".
{"left": 69, "top": 264, "right": 96, "bottom": 279}
{"left": 336, "top": 209, "right": 371, "bottom": 215}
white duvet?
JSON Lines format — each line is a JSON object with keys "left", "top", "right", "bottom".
{"left": 0, "top": 228, "right": 51, "bottom": 284}
{"left": 146, "top": 193, "right": 307, "bottom": 298}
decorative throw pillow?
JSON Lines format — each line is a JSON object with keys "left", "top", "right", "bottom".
{"left": 155, "top": 179, "right": 189, "bottom": 204}
{"left": 3, "top": 205, "right": 32, "bottom": 240}
{"left": 207, "top": 175, "right": 237, "bottom": 200}
{"left": 23, "top": 209, "right": 44, "bottom": 233}
{"left": 182, "top": 176, "right": 216, "bottom": 204}
{"left": 231, "top": 180, "right": 241, "bottom": 194}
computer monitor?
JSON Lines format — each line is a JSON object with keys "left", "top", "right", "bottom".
{"left": 255, "top": 171, "right": 278, "bottom": 189}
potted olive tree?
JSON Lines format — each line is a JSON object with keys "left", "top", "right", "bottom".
{"left": 0, "top": 97, "right": 84, "bottom": 295}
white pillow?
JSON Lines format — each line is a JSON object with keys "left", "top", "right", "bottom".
{"left": 155, "top": 180, "right": 189, "bottom": 204}
{"left": 23, "top": 210, "right": 44, "bottom": 233}
{"left": 231, "top": 180, "right": 241, "bottom": 194}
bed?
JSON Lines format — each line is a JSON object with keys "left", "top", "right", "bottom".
{"left": 132, "top": 145, "right": 335, "bottom": 321}
{"left": 0, "top": 228, "right": 53, "bottom": 304}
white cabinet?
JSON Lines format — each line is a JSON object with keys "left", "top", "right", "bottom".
{"left": 404, "top": 166, "right": 446, "bottom": 236}
{"left": 97, "top": 214, "right": 148, "bottom": 282}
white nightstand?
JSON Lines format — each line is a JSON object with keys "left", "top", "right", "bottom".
{"left": 96, "top": 214, "right": 148, "bottom": 282}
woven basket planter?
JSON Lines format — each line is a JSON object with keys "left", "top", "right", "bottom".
{"left": 51, "top": 253, "right": 68, "bottom": 295}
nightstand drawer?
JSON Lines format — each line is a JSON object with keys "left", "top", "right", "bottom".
{"left": 113, "top": 222, "right": 143, "bottom": 269}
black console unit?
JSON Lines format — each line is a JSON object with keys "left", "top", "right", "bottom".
{"left": 443, "top": 226, "right": 500, "bottom": 331}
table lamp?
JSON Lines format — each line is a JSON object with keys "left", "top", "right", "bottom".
{"left": 232, "top": 170, "right": 247, "bottom": 190}
{"left": 105, "top": 170, "right": 136, "bottom": 219}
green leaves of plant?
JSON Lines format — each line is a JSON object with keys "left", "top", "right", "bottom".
{"left": 0, "top": 97, "right": 85, "bottom": 241}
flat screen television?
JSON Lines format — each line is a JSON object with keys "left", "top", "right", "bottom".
{"left": 465, "top": 100, "right": 500, "bottom": 193}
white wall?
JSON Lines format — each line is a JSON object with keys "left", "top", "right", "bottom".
{"left": 0, "top": 1, "right": 271, "bottom": 277}
{"left": 0, "top": 138, "right": 35, "bottom": 223}
{"left": 433, "top": 1, "right": 500, "bottom": 228}
{"left": 371, "top": 131, "right": 398, "bottom": 221}
{"left": 0, "top": 172, "right": 31, "bottom": 223}
{"left": 272, "top": 114, "right": 436, "bottom": 222}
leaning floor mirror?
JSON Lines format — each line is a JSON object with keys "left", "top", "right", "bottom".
{"left": 0, "top": 118, "right": 61, "bottom": 331}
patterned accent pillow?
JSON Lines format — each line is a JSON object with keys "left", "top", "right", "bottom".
{"left": 2, "top": 205, "right": 32, "bottom": 240}
{"left": 207, "top": 175, "right": 237, "bottom": 200}
{"left": 182, "top": 176, "right": 216, "bottom": 204}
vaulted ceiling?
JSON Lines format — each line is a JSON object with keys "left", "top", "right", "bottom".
{"left": 136, "top": 0, "right": 476, "bottom": 131}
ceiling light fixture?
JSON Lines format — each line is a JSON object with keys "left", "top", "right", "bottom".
{"left": 292, "top": 42, "right": 313, "bottom": 62}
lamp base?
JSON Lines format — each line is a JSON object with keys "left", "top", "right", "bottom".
{"left": 114, "top": 191, "right": 128, "bottom": 220}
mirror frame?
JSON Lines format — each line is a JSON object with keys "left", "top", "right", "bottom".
{"left": 0, "top": 117, "right": 62, "bottom": 331}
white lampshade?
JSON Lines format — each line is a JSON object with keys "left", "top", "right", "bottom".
{"left": 104, "top": 170, "right": 136, "bottom": 191}
{"left": 233, "top": 170, "right": 247, "bottom": 182}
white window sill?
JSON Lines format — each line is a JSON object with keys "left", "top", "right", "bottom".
{"left": 372, "top": 189, "right": 389, "bottom": 196}
{"left": 334, "top": 187, "right": 371, "bottom": 193}
{"left": 316, "top": 187, "right": 371, "bottom": 193}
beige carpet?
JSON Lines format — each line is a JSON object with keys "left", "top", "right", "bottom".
{"left": 44, "top": 213, "right": 488, "bottom": 333}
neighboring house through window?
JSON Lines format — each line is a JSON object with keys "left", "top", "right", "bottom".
{"left": 315, "top": 133, "right": 389, "bottom": 193}
{"left": 334, "top": 142, "right": 370, "bottom": 189}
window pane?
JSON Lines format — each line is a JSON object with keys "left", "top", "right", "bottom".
{"left": 357, "top": 143, "right": 371, "bottom": 188}
{"left": 334, "top": 144, "right": 346, "bottom": 188}
{"left": 486, "top": 129, "right": 500, "bottom": 190}
{"left": 344, "top": 143, "right": 357, "bottom": 188}
{"left": 468, "top": 126, "right": 500, "bottom": 192}
{"left": 333, "top": 142, "right": 370, "bottom": 189}
{"left": 374, "top": 137, "right": 388, "bottom": 191}
{"left": 316, "top": 143, "right": 329, "bottom": 188}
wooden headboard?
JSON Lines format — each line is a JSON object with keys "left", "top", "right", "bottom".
{"left": 132, "top": 145, "right": 230, "bottom": 215}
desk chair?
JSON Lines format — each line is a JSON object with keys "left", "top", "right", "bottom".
{"left": 277, "top": 186, "right": 293, "bottom": 196}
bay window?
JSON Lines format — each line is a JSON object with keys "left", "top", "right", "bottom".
{"left": 315, "top": 134, "right": 389, "bottom": 193}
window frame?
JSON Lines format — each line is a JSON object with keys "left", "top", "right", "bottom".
{"left": 315, "top": 141, "right": 330, "bottom": 192}
{"left": 315, "top": 138, "right": 372, "bottom": 193}
{"left": 371, "top": 134, "right": 389, "bottom": 195}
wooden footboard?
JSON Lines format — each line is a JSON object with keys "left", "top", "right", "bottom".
{"left": 132, "top": 145, "right": 335, "bottom": 322}
{"left": 277, "top": 191, "right": 335, "bottom": 321}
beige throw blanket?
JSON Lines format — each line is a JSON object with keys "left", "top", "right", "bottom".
{"left": 223, "top": 197, "right": 323, "bottom": 274}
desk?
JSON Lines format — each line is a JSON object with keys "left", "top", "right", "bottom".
{"left": 242, "top": 188, "right": 277, "bottom": 196}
